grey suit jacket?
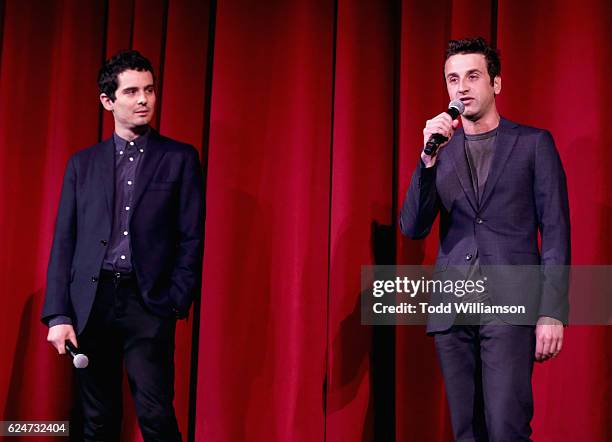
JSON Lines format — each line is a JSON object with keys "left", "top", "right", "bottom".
{"left": 400, "top": 118, "right": 570, "bottom": 333}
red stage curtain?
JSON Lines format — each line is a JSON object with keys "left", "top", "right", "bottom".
{"left": 311, "top": 1, "right": 397, "bottom": 440}
{"left": 0, "top": 1, "right": 610, "bottom": 441}
{"left": 0, "top": 2, "right": 106, "bottom": 439}
{"left": 196, "top": 0, "right": 335, "bottom": 439}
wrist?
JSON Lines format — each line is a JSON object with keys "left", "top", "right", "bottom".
{"left": 421, "top": 151, "right": 437, "bottom": 168}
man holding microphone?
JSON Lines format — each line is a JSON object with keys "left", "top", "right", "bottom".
{"left": 41, "top": 50, "right": 204, "bottom": 441}
{"left": 400, "top": 38, "right": 570, "bottom": 441}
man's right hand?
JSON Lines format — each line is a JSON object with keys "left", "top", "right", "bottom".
{"left": 47, "top": 324, "right": 77, "bottom": 354}
{"left": 421, "top": 112, "right": 460, "bottom": 167}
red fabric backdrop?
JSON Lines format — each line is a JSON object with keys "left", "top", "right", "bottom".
{"left": 0, "top": 0, "right": 610, "bottom": 441}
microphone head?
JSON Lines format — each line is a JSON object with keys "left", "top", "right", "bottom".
{"left": 73, "top": 353, "right": 89, "bottom": 369}
{"left": 448, "top": 99, "right": 465, "bottom": 115}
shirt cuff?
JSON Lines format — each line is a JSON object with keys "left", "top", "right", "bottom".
{"left": 419, "top": 158, "right": 437, "bottom": 171}
{"left": 48, "top": 315, "right": 73, "bottom": 327}
{"left": 418, "top": 158, "right": 437, "bottom": 186}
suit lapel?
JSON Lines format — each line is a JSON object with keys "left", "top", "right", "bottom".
{"left": 449, "top": 128, "right": 478, "bottom": 213}
{"left": 132, "top": 130, "right": 166, "bottom": 212}
{"left": 478, "top": 118, "right": 518, "bottom": 210}
{"left": 95, "top": 137, "right": 115, "bottom": 217}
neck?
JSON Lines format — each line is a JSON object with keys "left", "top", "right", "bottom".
{"left": 461, "top": 109, "right": 500, "bottom": 135}
{"left": 114, "top": 125, "right": 149, "bottom": 141}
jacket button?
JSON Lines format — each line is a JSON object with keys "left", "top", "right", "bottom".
{"left": 476, "top": 218, "right": 483, "bottom": 224}
{"left": 100, "top": 239, "right": 108, "bottom": 246}
{"left": 465, "top": 254, "right": 473, "bottom": 261}
{"left": 91, "top": 276, "right": 99, "bottom": 282}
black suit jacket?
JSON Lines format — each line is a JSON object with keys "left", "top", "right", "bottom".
{"left": 400, "top": 118, "right": 570, "bottom": 333}
{"left": 41, "top": 130, "right": 205, "bottom": 334}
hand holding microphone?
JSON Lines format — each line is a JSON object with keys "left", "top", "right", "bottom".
{"left": 47, "top": 323, "right": 88, "bottom": 368}
{"left": 65, "top": 341, "right": 89, "bottom": 369}
{"left": 421, "top": 100, "right": 465, "bottom": 166}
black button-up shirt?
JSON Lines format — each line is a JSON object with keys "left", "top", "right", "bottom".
{"left": 48, "top": 130, "right": 150, "bottom": 327}
{"left": 102, "top": 130, "right": 149, "bottom": 272}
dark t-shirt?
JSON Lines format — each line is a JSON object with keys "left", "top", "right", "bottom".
{"left": 460, "top": 127, "right": 498, "bottom": 307}
{"left": 465, "top": 127, "right": 497, "bottom": 203}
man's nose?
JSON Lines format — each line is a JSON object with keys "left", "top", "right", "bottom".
{"left": 137, "top": 92, "right": 147, "bottom": 104}
{"left": 458, "top": 77, "right": 469, "bottom": 94}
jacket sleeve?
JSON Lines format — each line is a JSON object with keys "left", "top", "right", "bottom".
{"left": 41, "top": 155, "right": 77, "bottom": 325}
{"left": 168, "top": 147, "right": 205, "bottom": 318}
{"left": 534, "top": 130, "right": 571, "bottom": 323}
{"left": 399, "top": 159, "right": 440, "bottom": 240}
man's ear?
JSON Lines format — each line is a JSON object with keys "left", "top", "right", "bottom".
{"left": 493, "top": 76, "right": 502, "bottom": 96}
{"left": 100, "top": 93, "right": 114, "bottom": 111}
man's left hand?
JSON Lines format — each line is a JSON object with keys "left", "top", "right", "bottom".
{"left": 535, "top": 316, "right": 564, "bottom": 362}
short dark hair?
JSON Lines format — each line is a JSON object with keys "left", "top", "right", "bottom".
{"left": 98, "top": 50, "right": 155, "bottom": 101}
{"left": 445, "top": 37, "right": 501, "bottom": 85}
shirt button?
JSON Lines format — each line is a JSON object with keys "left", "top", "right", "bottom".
{"left": 119, "top": 150, "right": 124, "bottom": 155}
{"left": 465, "top": 253, "right": 473, "bottom": 261}
{"left": 139, "top": 148, "right": 144, "bottom": 153}
{"left": 120, "top": 255, "right": 126, "bottom": 260}
{"left": 127, "top": 180, "right": 133, "bottom": 185}
{"left": 129, "top": 157, "right": 134, "bottom": 162}
{"left": 125, "top": 206, "right": 130, "bottom": 211}
{"left": 129, "top": 141, "right": 135, "bottom": 146}
{"left": 91, "top": 276, "right": 99, "bottom": 283}
{"left": 123, "top": 231, "right": 128, "bottom": 236}
{"left": 100, "top": 239, "right": 108, "bottom": 246}
{"left": 476, "top": 218, "right": 483, "bottom": 224}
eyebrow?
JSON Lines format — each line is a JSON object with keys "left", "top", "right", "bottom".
{"left": 121, "top": 84, "right": 155, "bottom": 92}
{"left": 447, "top": 69, "right": 483, "bottom": 79}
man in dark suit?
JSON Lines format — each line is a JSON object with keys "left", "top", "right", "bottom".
{"left": 41, "top": 50, "right": 204, "bottom": 441}
{"left": 400, "top": 38, "right": 570, "bottom": 441}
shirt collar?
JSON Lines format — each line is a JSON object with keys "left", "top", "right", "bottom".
{"left": 113, "top": 127, "right": 150, "bottom": 153}
{"left": 464, "top": 126, "right": 498, "bottom": 142}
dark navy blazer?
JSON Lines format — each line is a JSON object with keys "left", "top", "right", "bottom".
{"left": 400, "top": 118, "right": 570, "bottom": 333}
{"left": 42, "top": 130, "right": 205, "bottom": 334}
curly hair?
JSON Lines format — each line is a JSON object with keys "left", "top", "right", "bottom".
{"left": 97, "top": 50, "right": 155, "bottom": 101}
{"left": 445, "top": 37, "right": 501, "bottom": 85}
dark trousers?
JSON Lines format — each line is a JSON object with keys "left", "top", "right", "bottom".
{"left": 75, "top": 272, "right": 181, "bottom": 441}
{"left": 434, "top": 320, "right": 536, "bottom": 442}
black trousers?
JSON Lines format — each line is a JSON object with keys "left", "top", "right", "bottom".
{"left": 434, "top": 316, "right": 536, "bottom": 442}
{"left": 75, "top": 272, "right": 181, "bottom": 442}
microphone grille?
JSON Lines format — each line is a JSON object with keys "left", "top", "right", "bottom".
{"left": 449, "top": 99, "right": 465, "bottom": 114}
{"left": 73, "top": 354, "right": 89, "bottom": 369}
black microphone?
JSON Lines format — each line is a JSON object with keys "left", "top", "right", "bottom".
{"left": 65, "top": 341, "right": 89, "bottom": 368}
{"left": 423, "top": 99, "right": 465, "bottom": 156}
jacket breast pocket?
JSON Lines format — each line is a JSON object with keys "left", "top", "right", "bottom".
{"left": 510, "top": 251, "right": 540, "bottom": 265}
{"left": 433, "top": 257, "right": 449, "bottom": 274}
{"left": 148, "top": 181, "right": 176, "bottom": 191}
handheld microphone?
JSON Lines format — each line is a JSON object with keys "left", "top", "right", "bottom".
{"left": 423, "top": 99, "right": 465, "bottom": 156}
{"left": 65, "top": 341, "right": 89, "bottom": 369}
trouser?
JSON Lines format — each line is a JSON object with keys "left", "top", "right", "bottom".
{"left": 74, "top": 270, "right": 181, "bottom": 442}
{"left": 434, "top": 315, "right": 536, "bottom": 442}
